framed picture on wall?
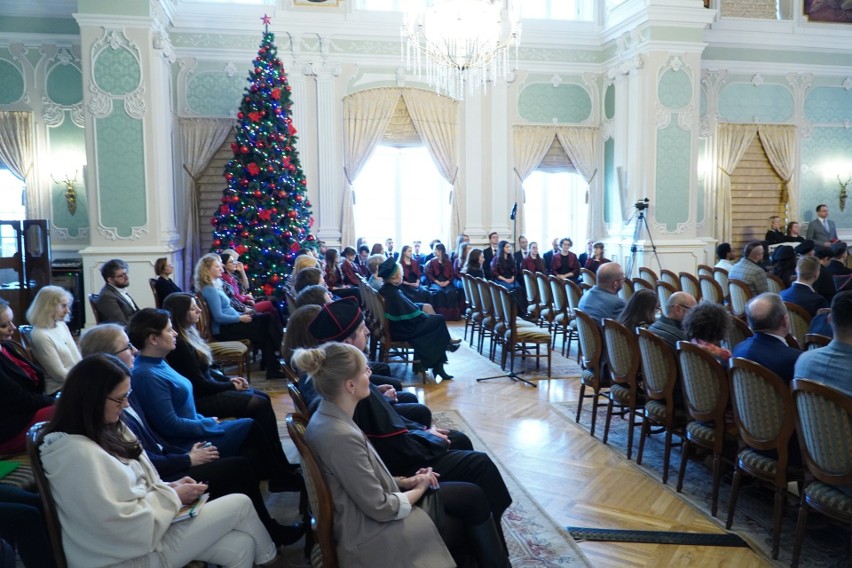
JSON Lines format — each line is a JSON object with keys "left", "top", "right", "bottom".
{"left": 293, "top": 0, "right": 340, "bottom": 6}
{"left": 803, "top": 0, "right": 852, "bottom": 23}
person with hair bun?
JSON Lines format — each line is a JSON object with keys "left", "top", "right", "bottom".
{"left": 294, "top": 342, "right": 511, "bottom": 568}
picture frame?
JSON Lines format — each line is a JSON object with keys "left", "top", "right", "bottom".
{"left": 803, "top": 0, "right": 852, "bottom": 23}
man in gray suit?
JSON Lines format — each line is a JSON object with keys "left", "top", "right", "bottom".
{"left": 805, "top": 203, "right": 838, "bottom": 247}
{"left": 94, "top": 258, "right": 140, "bottom": 325}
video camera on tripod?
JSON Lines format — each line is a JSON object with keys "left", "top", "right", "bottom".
{"left": 634, "top": 198, "right": 650, "bottom": 211}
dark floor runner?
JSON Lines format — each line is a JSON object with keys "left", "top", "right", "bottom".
{"left": 566, "top": 527, "right": 749, "bottom": 547}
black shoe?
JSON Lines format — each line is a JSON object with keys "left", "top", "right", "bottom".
{"left": 447, "top": 341, "right": 461, "bottom": 353}
{"left": 269, "top": 521, "right": 306, "bottom": 546}
{"left": 413, "top": 361, "right": 425, "bottom": 374}
{"left": 268, "top": 470, "right": 305, "bottom": 493}
{"left": 433, "top": 363, "right": 454, "bottom": 381}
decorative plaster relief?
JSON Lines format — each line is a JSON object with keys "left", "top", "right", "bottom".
{"left": 45, "top": 48, "right": 83, "bottom": 107}
{"left": 92, "top": 31, "right": 142, "bottom": 95}
{"left": 52, "top": 226, "right": 90, "bottom": 241}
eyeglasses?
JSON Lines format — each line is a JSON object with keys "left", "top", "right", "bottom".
{"left": 113, "top": 343, "right": 135, "bottom": 355}
{"left": 111, "top": 271, "right": 129, "bottom": 279}
{"left": 107, "top": 388, "right": 132, "bottom": 405}
{"left": 676, "top": 304, "right": 694, "bottom": 311}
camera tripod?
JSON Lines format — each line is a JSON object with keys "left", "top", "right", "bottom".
{"left": 625, "top": 202, "right": 663, "bottom": 278}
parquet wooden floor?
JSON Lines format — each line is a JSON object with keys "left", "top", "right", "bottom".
{"left": 271, "top": 322, "right": 771, "bottom": 567}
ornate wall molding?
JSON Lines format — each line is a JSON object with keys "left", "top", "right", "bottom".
{"left": 96, "top": 224, "right": 149, "bottom": 241}
{"left": 90, "top": 29, "right": 146, "bottom": 117}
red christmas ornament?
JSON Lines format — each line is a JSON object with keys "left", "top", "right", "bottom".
{"left": 219, "top": 205, "right": 230, "bottom": 215}
{"left": 286, "top": 86, "right": 292, "bottom": 92}
{"left": 237, "top": 112, "right": 244, "bottom": 119}
{"left": 248, "top": 111, "right": 262, "bottom": 122}
{"left": 288, "top": 164, "right": 296, "bottom": 171}
{"left": 271, "top": 208, "right": 277, "bottom": 213}
{"left": 225, "top": 173, "right": 233, "bottom": 181}
{"left": 271, "top": 274, "right": 280, "bottom": 283}
{"left": 258, "top": 209, "right": 272, "bottom": 221}
{"left": 241, "top": 230, "right": 249, "bottom": 238}
{"left": 300, "top": 180, "right": 307, "bottom": 186}
{"left": 275, "top": 108, "right": 282, "bottom": 115}
{"left": 235, "top": 245, "right": 249, "bottom": 255}
{"left": 289, "top": 242, "right": 300, "bottom": 252}
{"left": 284, "top": 146, "right": 292, "bottom": 152}
{"left": 288, "top": 210, "right": 298, "bottom": 219}
{"left": 305, "top": 200, "right": 311, "bottom": 207}
{"left": 295, "top": 195, "right": 303, "bottom": 202}
{"left": 253, "top": 190, "right": 262, "bottom": 198}
{"left": 240, "top": 145, "right": 249, "bottom": 154}
{"left": 255, "top": 67, "right": 262, "bottom": 74}
{"left": 271, "top": 88, "right": 281, "bottom": 100}
{"left": 240, "top": 179, "right": 249, "bottom": 187}
{"left": 210, "top": 217, "right": 217, "bottom": 226}
{"left": 267, "top": 165, "right": 274, "bottom": 172}
{"left": 309, "top": 216, "right": 315, "bottom": 227}
{"left": 288, "top": 124, "right": 297, "bottom": 136}
{"left": 247, "top": 163, "right": 260, "bottom": 176}
{"left": 244, "top": 97, "right": 251, "bottom": 103}
{"left": 262, "top": 283, "right": 274, "bottom": 296}
{"left": 213, "top": 239, "right": 222, "bottom": 246}
{"left": 230, "top": 143, "right": 238, "bottom": 155}
{"left": 283, "top": 231, "right": 292, "bottom": 238}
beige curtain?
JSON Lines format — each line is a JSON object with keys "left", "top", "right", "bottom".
{"left": 342, "top": 88, "right": 401, "bottom": 247}
{"left": 555, "top": 126, "right": 600, "bottom": 237}
{"left": 178, "top": 117, "right": 234, "bottom": 289}
{"left": 758, "top": 124, "right": 796, "bottom": 206}
{"left": 513, "top": 126, "right": 557, "bottom": 242}
{"left": 402, "top": 89, "right": 460, "bottom": 238}
{"left": 715, "top": 123, "right": 758, "bottom": 243}
{"left": 0, "top": 112, "right": 34, "bottom": 216}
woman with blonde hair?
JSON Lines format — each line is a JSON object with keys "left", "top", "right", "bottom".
{"left": 26, "top": 285, "right": 81, "bottom": 394}
{"left": 295, "top": 342, "right": 510, "bottom": 568}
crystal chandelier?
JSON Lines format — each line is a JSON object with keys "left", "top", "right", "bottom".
{"left": 402, "top": 0, "right": 521, "bottom": 100}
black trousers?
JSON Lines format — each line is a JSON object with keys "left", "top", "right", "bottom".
{"left": 216, "top": 314, "right": 281, "bottom": 368}
{"left": 0, "top": 485, "right": 56, "bottom": 568}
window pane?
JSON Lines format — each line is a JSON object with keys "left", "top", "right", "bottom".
{"left": 523, "top": 171, "right": 589, "bottom": 248}
{"left": 0, "top": 169, "right": 25, "bottom": 259}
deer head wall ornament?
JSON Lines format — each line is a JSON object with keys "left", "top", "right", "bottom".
{"left": 839, "top": 174, "right": 851, "bottom": 213}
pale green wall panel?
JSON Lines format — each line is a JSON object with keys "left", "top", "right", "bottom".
{"left": 719, "top": 83, "right": 793, "bottom": 123}
{"left": 46, "top": 64, "right": 83, "bottom": 106}
{"left": 48, "top": 113, "right": 89, "bottom": 238}
{"left": 604, "top": 83, "right": 615, "bottom": 120}
{"left": 659, "top": 69, "right": 691, "bottom": 110}
{"left": 0, "top": 16, "right": 79, "bottom": 35}
{"left": 186, "top": 71, "right": 246, "bottom": 117}
{"left": 800, "top": 126, "right": 852, "bottom": 227}
{"left": 704, "top": 47, "right": 852, "bottom": 68}
{"left": 697, "top": 138, "right": 706, "bottom": 225}
{"left": 604, "top": 137, "right": 616, "bottom": 224}
{"left": 78, "top": 0, "right": 148, "bottom": 17}
{"left": 518, "top": 83, "right": 592, "bottom": 124}
{"left": 0, "top": 59, "right": 25, "bottom": 104}
{"left": 804, "top": 87, "right": 852, "bottom": 123}
{"left": 654, "top": 123, "right": 691, "bottom": 231}
{"left": 93, "top": 46, "right": 141, "bottom": 96}
{"left": 95, "top": 108, "right": 146, "bottom": 236}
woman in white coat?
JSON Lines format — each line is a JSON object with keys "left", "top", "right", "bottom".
{"left": 26, "top": 286, "right": 81, "bottom": 394}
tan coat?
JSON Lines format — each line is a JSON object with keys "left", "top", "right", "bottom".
{"left": 306, "top": 399, "right": 455, "bottom": 568}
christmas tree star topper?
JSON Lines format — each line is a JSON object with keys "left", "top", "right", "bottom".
{"left": 261, "top": 13, "right": 271, "bottom": 26}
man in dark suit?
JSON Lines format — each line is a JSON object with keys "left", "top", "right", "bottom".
{"left": 411, "top": 240, "right": 426, "bottom": 266}
{"left": 732, "top": 293, "right": 802, "bottom": 383}
{"left": 482, "top": 231, "right": 499, "bottom": 279}
{"left": 804, "top": 203, "right": 838, "bottom": 247}
{"left": 384, "top": 238, "right": 399, "bottom": 261}
{"left": 780, "top": 255, "right": 829, "bottom": 317}
{"left": 95, "top": 258, "right": 140, "bottom": 325}
{"left": 827, "top": 241, "right": 852, "bottom": 276}
{"left": 542, "top": 238, "right": 559, "bottom": 275}
{"left": 513, "top": 234, "right": 528, "bottom": 269}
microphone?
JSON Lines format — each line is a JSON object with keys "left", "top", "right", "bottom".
{"left": 510, "top": 202, "right": 517, "bottom": 220}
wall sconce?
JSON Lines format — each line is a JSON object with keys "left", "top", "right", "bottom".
{"left": 839, "top": 174, "right": 851, "bottom": 213}
{"left": 51, "top": 170, "right": 78, "bottom": 215}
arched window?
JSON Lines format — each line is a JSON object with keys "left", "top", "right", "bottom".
{"left": 0, "top": 169, "right": 26, "bottom": 257}
{"left": 524, "top": 171, "right": 588, "bottom": 248}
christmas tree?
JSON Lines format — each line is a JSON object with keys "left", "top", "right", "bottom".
{"left": 210, "top": 14, "right": 314, "bottom": 300}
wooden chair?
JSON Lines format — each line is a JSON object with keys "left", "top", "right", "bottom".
{"left": 697, "top": 264, "right": 714, "bottom": 278}
{"left": 287, "top": 381, "right": 312, "bottom": 418}
{"left": 574, "top": 310, "right": 610, "bottom": 437}
{"left": 194, "top": 293, "right": 251, "bottom": 380}
{"left": 660, "top": 269, "right": 680, "bottom": 290}
{"left": 473, "top": 277, "right": 497, "bottom": 357}
{"left": 725, "top": 315, "right": 753, "bottom": 351}
{"left": 580, "top": 268, "right": 596, "bottom": 289}
{"left": 637, "top": 329, "right": 686, "bottom": 484}
{"left": 656, "top": 281, "right": 677, "bottom": 313}
{"left": 88, "top": 293, "right": 103, "bottom": 324}
{"left": 26, "top": 424, "right": 68, "bottom": 568}
{"left": 676, "top": 341, "right": 737, "bottom": 516}
{"left": 784, "top": 301, "right": 812, "bottom": 349}
{"left": 679, "top": 272, "right": 701, "bottom": 301}
{"left": 487, "top": 282, "right": 508, "bottom": 362}
{"left": 16, "top": 324, "right": 36, "bottom": 362}
{"left": 286, "top": 413, "right": 339, "bottom": 568}
{"left": 563, "top": 279, "right": 583, "bottom": 360}
{"left": 548, "top": 275, "right": 571, "bottom": 352}
{"left": 602, "top": 318, "right": 644, "bottom": 460}
{"left": 148, "top": 277, "right": 162, "bottom": 309}
{"left": 618, "top": 278, "right": 634, "bottom": 302}
{"left": 519, "top": 269, "right": 539, "bottom": 323}
{"left": 498, "top": 285, "right": 551, "bottom": 377}
{"left": 726, "top": 358, "right": 804, "bottom": 559}
{"left": 699, "top": 274, "right": 724, "bottom": 305}
{"left": 789, "top": 379, "right": 852, "bottom": 568}
{"left": 373, "top": 293, "right": 418, "bottom": 369}
{"left": 461, "top": 274, "right": 483, "bottom": 345}
{"left": 632, "top": 277, "right": 654, "bottom": 293}
{"left": 639, "top": 267, "right": 658, "bottom": 288}
{"left": 728, "top": 279, "right": 753, "bottom": 318}
{"left": 804, "top": 333, "right": 831, "bottom": 350}
{"left": 713, "top": 267, "right": 729, "bottom": 301}
{"left": 535, "top": 272, "right": 555, "bottom": 335}
{"left": 766, "top": 274, "right": 785, "bottom": 295}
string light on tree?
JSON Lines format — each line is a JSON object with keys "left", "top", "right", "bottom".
{"left": 210, "top": 14, "right": 315, "bottom": 300}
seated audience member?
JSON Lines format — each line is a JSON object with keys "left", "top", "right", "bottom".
{"left": 317, "top": 240, "right": 328, "bottom": 264}
{"left": 682, "top": 302, "right": 732, "bottom": 363}
{"left": 95, "top": 258, "right": 141, "bottom": 325}
{"left": 196, "top": 253, "right": 284, "bottom": 379}
{"left": 577, "top": 240, "right": 595, "bottom": 269}
{"left": 379, "top": 258, "right": 459, "bottom": 381}
{"left": 37, "top": 354, "right": 286, "bottom": 568}
{"left": 26, "top": 285, "right": 81, "bottom": 394}
{"left": 780, "top": 255, "right": 829, "bottom": 317}
{"left": 286, "top": 253, "right": 321, "bottom": 299}
{"left": 219, "top": 251, "right": 279, "bottom": 321}
{"left": 295, "top": 343, "right": 510, "bottom": 567}
{"left": 127, "top": 308, "right": 299, "bottom": 491}
{"left": 454, "top": 242, "right": 472, "bottom": 280}
{"left": 356, "top": 245, "right": 371, "bottom": 277}
{"left": 425, "top": 243, "right": 460, "bottom": 320}
{"left": 513, "top": 235, "right": 528, "bottom": 268}
{"left": 648, "top": 291, "right": 697, "bottom": 349}
{"left": 733, "top": 293, "right": 802, "bottom": 383}
{"left": 412, "top": 240, "right": 426, "bottom": 266}
{"left": 424, "top": 238, "right": 442, "bottom": 265}
{"left": 729, "top": 241, "right": 768, "bottom": 295}
{"left": 764, "top": 215, "right": 786, "bottom": 245}
{"left": 521, "top": 241, "right": 547, "bottom": 274}
{"left": 827, "top": 241, "right": 852, "bottom": 276}
{"left": 482, "top": 232, "right": 499, "bottom": 279}
{"left": 370, "top": 243, "right": 384, "bottom": 257}
{"left": 294, "top": 266, "right": 324, "bottom": 295}
{"left": 78, "top": 324, "right": 304, "bottom": 546}
{"left": 617, "top": 289, "right": 658, "bottom": 331}
{"left": 796, "top": 240, "right": 836, "bottom": 303}
{"left": 490, "top": 240, "right": 522, "bottom": 295}
{"left": 808, "top": 308, "right": 833, "bottom": 338}
{"left": 462, "top": 248, "right": 486, "bottom": 278}
{"left": 785, "top": 221, "right": 805, "bottom": 243}
{"left": 367, "top": 253, "right": 385, "bottom": 291}
{"left": 543, "top": 238, "right": 560, "bottom": 274}
{"left": 577, "top": 262, "right": 627, "bottom": 323}
{"left": 385, "top": 238, "right": 399, "bottom": 261}
{"left": 794, "top": 290, "right": 852, "bottom": 397}
{"left": 400, "top": 245, "right": 433, "bottom": 304}
{"left": 295, "top": 284, "right": 333, "bottom": 309}
{"left": 323, "top": 248, "right": 345, "bottom": 290}
{"left": 0, "top": 299, "right": 55, "bottom": 454}
{"left": 153, "top": 257, "right": 181, "bottom": 303}
{"left": 585, "top": 242, "right": 611, "bottom": 274}
{"left": 715, "top": 243, "right": 735, "bottom": 271}
{"left": 770, "top": 245, "right": 796, "bottom": 288}
{"left": 340, "top": 246, "right": 363, "bottom": 286}
{"left": 0, "top": 484, "right": 56, "bottom": 567}
{"left": 551, "top": 238, "right": 581, "bottom": 281}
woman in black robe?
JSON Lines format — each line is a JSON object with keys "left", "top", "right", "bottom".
{"left": 377, "top": 258, "right": 459, "bottom": 381}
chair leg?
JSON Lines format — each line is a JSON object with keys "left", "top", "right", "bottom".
{"left": 677, "top": 440, "right": 691, "bottom": 493}
{"left": 575, "top": 384, "right": 586, "bottom": 423}
{"left": 710, "top": 452, "right": 722, "bottom": 517}
{"left": 636, "top": 415, "right": 650, "bottom": 465}
{"left": 662, "top": 429, "right": 673, "bottom": 485}
{"left": 590, "top": 390, "right": 601, "bottom": 438}
{"left": 625, "top": 406, "right": 636, "bottom": 461}
{"left": 790, "top": 500, "right": 809, "bottom": 568}
{"left": 770, "top": 485, "right": 785, "bottom": 559}
{"left": 602, "top": 398, "right": 615, "bottom": 445}
{"left": 546, "top": 343, "right": 551, "bottom": 377}
{"left": 726, "top": 467, "right": 742, "bottom": 529}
